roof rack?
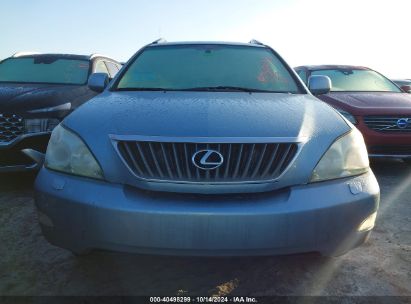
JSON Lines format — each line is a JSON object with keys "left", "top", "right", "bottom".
{"left": 12, "top": 51, "right": 41, "bottom": 58}
{"left": 249, "top": 39, "right": 264, "bottom": 46}
{"left": 150, "top": 38, "right": 167, "bottom": 45}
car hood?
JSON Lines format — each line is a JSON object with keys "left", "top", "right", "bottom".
{"left": 63, "top": 91, "right": 352, "bottom": 192}
{"left": 319, "top": 92, "right": 411, "bottom": 115}
{"left": 0, "top": 82, "right": 94, "bottom": 116}
{"left": 65, "top": 91, "right": 349, "bottom": 139}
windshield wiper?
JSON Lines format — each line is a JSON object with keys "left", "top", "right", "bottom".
{"left": 116, "top": 86, "right": 292, "bottom": 93}
{"left": 180, "top": 86, "right": 287, "bottom": 93}
{"left": 116, "top": 87, "right": 180, "bottom": 91}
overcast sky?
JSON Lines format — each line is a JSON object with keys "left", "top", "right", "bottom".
{"left": 1, "top": 0, "right": 410, "bottom": 79}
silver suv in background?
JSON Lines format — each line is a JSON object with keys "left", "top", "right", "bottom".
{"left": 34, "top": 40, "right": 379, "bottom": 257}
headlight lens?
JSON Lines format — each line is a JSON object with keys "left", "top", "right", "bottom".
{"left": 25, "top": 118, "right": 60, "bottom": 133}
{"left": 45, "top": 124, "right": 103, "bottom": 179}
{"left": 311, "top": 129, "right": 369, "bottom": 182}
{"left": 333, "top": 108, "right": 357, "bottom": 125}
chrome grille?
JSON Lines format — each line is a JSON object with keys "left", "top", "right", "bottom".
{"left": 364, "top": 116, "right": 411, "bottom": 132}
{"left": 117, "top": 141, "right": 299, "bottom": 183}
{"left": 0, "top": 114, "right": 25, "bottom": 143}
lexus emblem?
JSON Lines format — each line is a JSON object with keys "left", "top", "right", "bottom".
{"left": 192, "top": 150, "right": 224, "bottom": 170}
{"left": 397, "top": 118, "right": 409, "bottom": 129}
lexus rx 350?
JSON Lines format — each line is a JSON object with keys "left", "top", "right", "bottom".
{"left": 34, "top": 41, "right": 380, "bottom": 256}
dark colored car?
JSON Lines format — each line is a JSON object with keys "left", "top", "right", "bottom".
{"left": 295, "top": 65, "right": 411, "bottom": 162}
{"left": 0, "top": 52, "right": 121, "bottom": 172}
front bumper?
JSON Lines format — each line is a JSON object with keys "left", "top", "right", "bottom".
{"left": 0, "top": 133, "right": 49, "bottom": 172}
{"left": 34, "top": 168, "right": 380, "bottom": 256}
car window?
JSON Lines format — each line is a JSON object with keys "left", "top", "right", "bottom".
{"left": 311, "top": 69, "right": 401, "bottom": 92}
{"left": 116, "top": 44, "right": 301, "bottom": 93}
{"left": 95, "top": 60, "right": 109, "bottom": 74}
{"left": 0, "top": 57, "right": 90, "bottom": 85}
{"left": 394, "top": 80, "right": 411, "bottom": 87}
{"left": 105, "top": 61, "right": 119, "bottom": 78}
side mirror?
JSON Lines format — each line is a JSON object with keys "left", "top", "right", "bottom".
{"left": 308, "top": 75, "right": 332, "bottom": 95}
{"left": 400, "top": 85, "right": 411, "bottom": 93}
{"left": 88, "top": 73, "right": 109, "bottom": 93}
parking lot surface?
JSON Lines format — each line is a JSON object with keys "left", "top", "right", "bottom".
{"left": 0, "top": 160, "right": 410, "bottom": 296}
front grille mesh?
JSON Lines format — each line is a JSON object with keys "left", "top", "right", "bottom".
{"left": 117, "top": 141, "right": 298, "bottom": 183}
{"left": 0, "top": 114, "right": 25, "bottom": 143}
{"left": 364, "top": 116, "right": 411, "bottom": 132}
{"left": 369, "top": 145, "right": 411, "bottom": 155}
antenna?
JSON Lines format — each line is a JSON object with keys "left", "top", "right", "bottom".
{"left": 151, "top": 38, "right": 167, "bottom": 45}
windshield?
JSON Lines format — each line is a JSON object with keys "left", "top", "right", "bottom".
{"left": 311, "top": 69, "right": 401, "bottom": 92}
{"left": 116, "top": 45, "right": 301, "bottom": 93}
{"left": 0, "top": 57, "right": 90, "bottom": 85}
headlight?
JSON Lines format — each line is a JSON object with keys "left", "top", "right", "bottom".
{"left": 25, "top": 118, "right": 60, "bottom": 133}
{"left": 333, "top": 108, "right": 357, "bottom": 125}
{"left": 45, "top": 124, "right": 103, "bottom": 179}
{"left": 310, "top": 129, "right": 369, "bottom": 182}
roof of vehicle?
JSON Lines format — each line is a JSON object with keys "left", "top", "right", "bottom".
{"left": 147, "top": 41, "right": 267, "bottom": 48}
{"left": 295, "top": 65, "right": 371, "bottom": 71}
{"left": 10, "top": 52, "right": 117, "bottom": 61}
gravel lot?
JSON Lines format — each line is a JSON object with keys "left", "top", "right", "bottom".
{"left": 0, "top": 160, "right": 410, "bottom": 296}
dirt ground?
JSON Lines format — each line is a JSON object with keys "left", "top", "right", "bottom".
{"left": 0, "top": 159, "right": 410, "bottom": 296}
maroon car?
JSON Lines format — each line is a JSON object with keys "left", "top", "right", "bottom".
{"left": 294, "top": 65, "right": 411, "bottom": 162}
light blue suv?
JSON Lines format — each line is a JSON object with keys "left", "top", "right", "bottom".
{"left": 34, "top": 40, "right": 380, "bottom": 256}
